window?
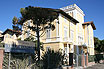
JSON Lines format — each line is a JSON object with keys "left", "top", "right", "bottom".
{"left": 5, "top": 34, "right": 8, "bottom": 38}
{"left": 69, "top": 12, "right": 73, "bottom": 17}
{"left": 91, "top": 38, "right": 92, "bottom": 45}
{"left": 64, "top": 47, "right": 67, "bottom": 54}
{"left": 64, "top": 30, "right": 67, "bottom": 37}
{"left": 70, "top": 30, "right": 74, "bottom": 41}
{"left": 90, "top": 36, "right": 93, "bottom": 45}
{"left": 70, "top": 22, "right": 74, "bottom": 27}
{"left": 28, "top": 20, "right": 32, "bottom": 26}
{"left": 27, "top": 30, "right": 30, "bottom": 37}
{"left": 64, "top": 44, "right": 67, "bottom": 56}
{"left": 46, "top": 29, "right": 51, "bottom": 38}
{"left": 64, "top": 27, "right": 68, "bottom": 38}
{"left": 64, "top": 18, "right": 68, "bottom": 23}
{"left": 46, "top": 46, "right": 50, "bottom": 51}
{"left": 78, "top": 35, "right": 83, "bottom": 44}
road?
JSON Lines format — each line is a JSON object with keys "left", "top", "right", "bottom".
{"left": 85, "top": 63, "right": 104, "bottom": 69}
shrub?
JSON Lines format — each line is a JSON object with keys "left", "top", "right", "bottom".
{"left": 41, "top": 49, "right": 65, "bottom": 69}
{"left": 88, "top": 55, "right": 95, "bottom": 62}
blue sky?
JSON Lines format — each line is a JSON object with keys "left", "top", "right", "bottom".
{"left": 0, "top": 0, "right": 104, "bottom": 40}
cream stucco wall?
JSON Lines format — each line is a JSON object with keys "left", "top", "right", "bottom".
{"left": 83, "top": 24, "right": 95, "bottom": 55}
{"left": 19, "top": 4, "right": 95, "bottom": 55}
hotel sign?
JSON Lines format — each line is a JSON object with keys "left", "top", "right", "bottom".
{"left": 5, "top": 44, "right": 35, "bottom": 54}
{"left": 4, "top": 39, "right": 35, "bottom": 54}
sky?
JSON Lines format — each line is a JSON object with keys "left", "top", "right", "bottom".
{"left": 0, "top": 0, "right": 104, "bottom": 40}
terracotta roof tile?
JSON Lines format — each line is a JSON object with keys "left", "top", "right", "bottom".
{"left": 2, "top": 29, "right": 22, "bottom": 35}
{"left": 82, "top": 21, "right": 96, "bottom": 30}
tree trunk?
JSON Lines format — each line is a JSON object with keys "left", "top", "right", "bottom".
{"left": 36, "top": 22, "right": 40, "bottom": 63}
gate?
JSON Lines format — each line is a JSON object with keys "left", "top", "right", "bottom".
{"left": 73, "top": 53, "right": 87, "bottom": 67}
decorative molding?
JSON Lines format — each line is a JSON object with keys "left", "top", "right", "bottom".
{"left": 60, "top": 4, "right": 85, "bottom": 16}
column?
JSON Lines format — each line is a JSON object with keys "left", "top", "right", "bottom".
{"left": 81, "top": 47, "right": 85, "bottom": 67}
{"left": 0, "top": 48, "right": 4, "bottom": 69}
{"left": 86, "top": 53, "right": 88, "bottom": 66}
{"left": 76, "top": 46, "right": 79, "bottom": 67}
{"left": 69, "top": 45, "right": 74, "bottom": 66}
{"left": 67, "top": 44, "right": 69, "bottom": 55}
{"left": 67, "top": 44, "right": 69, "bottom": 65}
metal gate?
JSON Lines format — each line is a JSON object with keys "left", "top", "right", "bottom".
{"left": 73, "top": 53, "right": 87, "bottom": 67}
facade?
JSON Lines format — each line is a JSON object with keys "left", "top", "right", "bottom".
{"left": 60, "top": 4, "right": 96, "bottom": 55}
{"left": 1, "top": 3, "right": 96, "bottom": 60}
{"left": 20, "top": 4, "right": 96, "bottom": 56}
{"left": 0, "top": 4, "right": 96, "bottom": 68}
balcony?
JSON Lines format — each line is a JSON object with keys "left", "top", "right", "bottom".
{"left": 63, "top": 37, "right": 73, "bottom": 43}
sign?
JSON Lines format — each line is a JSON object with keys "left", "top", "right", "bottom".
{"left": 3, "top": 34, "right": 36, "bottom": 54}
{"left": 5, "top": 44, "right": 35, "bottom": 54}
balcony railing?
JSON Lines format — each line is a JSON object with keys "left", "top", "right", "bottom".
{"left": 63, "top": 37, "right": 73, "bottom": 43}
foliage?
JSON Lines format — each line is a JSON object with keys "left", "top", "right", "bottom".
{"left": 88, "top": 54, "right": 104, "bottom": 63}
{"left": 3, "top": 53, "right": 9, "bottom": 69}
{"left": 0, "top": 43, "right": 4, "bottom": 48}
{"left": 11, "top": 6, "right": 59, "bottom": 68}
{"left": 94, "top": 37, "right": 104, "bottom": 53}
{"left": 0, "top": 37, "right": 4, "bottom": 48}
{"left": 94, "top": 37, "right": 101, "bottom": 52}
{"left": 20, "top": 6, "right": 58, "bottom": 24}
{"left": 12, "top": 16, "right": 18, "bottom": 25}
{"left": 94, "top": 54, "right": 104, "bottom": 63}
{"left": 19, "top": 6, "right": 59, "bottom": 32}
{"left": 3, "top": 53, "right": 38, "bottom": 69}
{"left": 88, "top": 55, "right": 95, "bottom": 62}
{"left": 100, "top": 40, "right": 104, "bottom": 52}
{"left": 12, "top": 16, "right": 22, "bottom": 31}
{"left": 17, "top": 38, "right": 21, "bottom": 40}
{"left": 24, "top": 36, "right": 34, "bottom": 42}
{"left": 19, "top": 6, "right": 59, "bottom": 63}
{"left": 24, "top": 36, "right": 44, "bottom": 51}
{"left": 41, "top": 49, "right": 65, "bottom": 69}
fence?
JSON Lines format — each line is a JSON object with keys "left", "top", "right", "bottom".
{"left": 88, "top": 55, "right": 95, "bottom": 62}
{"left": 89, "top": 54, "right": 104, "bottom": 63}
{"left": 73, "top": 54, "right": 87, "bottom": 67}
{"left": 73, "top": 53, "right": 104, "bottom": 67}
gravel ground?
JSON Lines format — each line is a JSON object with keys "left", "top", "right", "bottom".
{"left": 85, "top": 63, "right": 104, "bottom": 69}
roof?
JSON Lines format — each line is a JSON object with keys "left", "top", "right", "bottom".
{"left": 2, "top": 29, "right": 22, "bottom": 35}
{"left": 0, "top": 31, "right": 3, "bottom": 33}
{"left": 19, "top": 7, "right": 79, "bottom": 25}
{"left": 33, "top": 7, "right": 79, "bottom": 23}
{"left": 82, "top": 21, "right": 96, "bottom": 30}
{"left": 60, "top": 4, "right": 85, "bottom": 16}
{"left": 54, "top": 9, "right": 79, "bottom": 23}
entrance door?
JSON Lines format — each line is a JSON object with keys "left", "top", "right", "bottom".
{"left": 69, "top": 53, "right": 73, "bottom": 66}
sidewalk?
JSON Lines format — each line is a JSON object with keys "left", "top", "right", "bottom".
{"left": 74, "top": 63, "right": 104, "bottom": 69}
{"left": 85, "top": 63, "right": 104, "bottom": 69}
{"left": 74, "top": 66, "right": 83, "bottom": 69}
